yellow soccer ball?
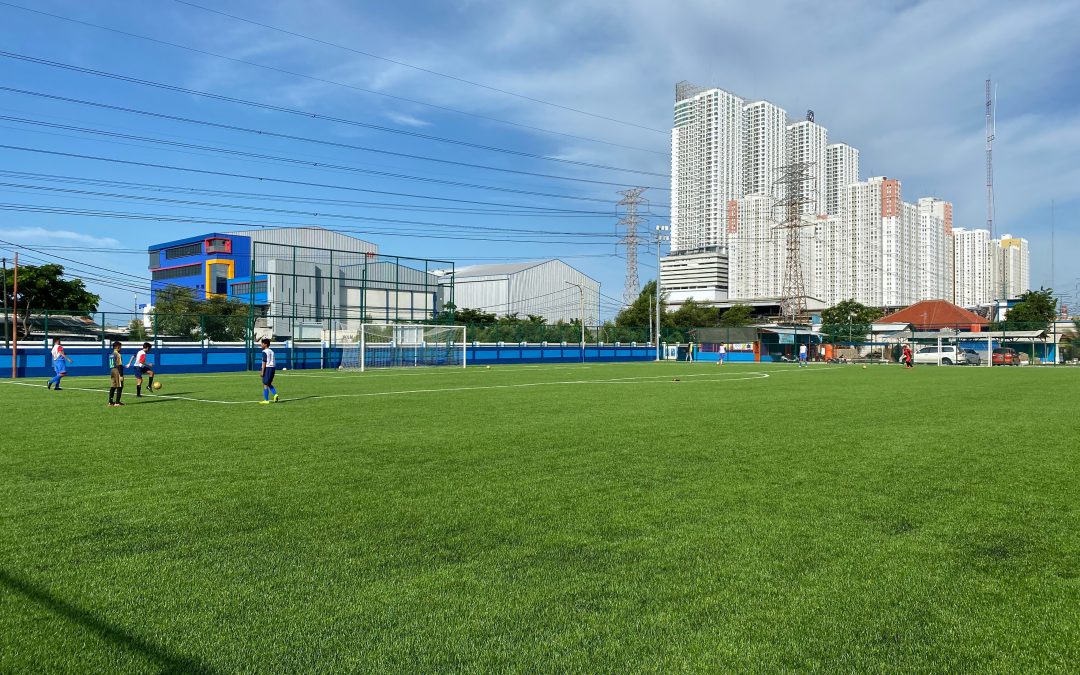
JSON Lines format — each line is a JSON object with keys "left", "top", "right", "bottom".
{"left": 153, "top": 381, "right": 163, "bottom": 390}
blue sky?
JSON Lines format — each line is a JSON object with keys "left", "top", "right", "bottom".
{"left": 1, "top": 0, "right": 1078, "bottom": 317}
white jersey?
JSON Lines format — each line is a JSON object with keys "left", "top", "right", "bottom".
{"left": 262, "top": 348, "right": 276, "bottom": 369}
{"left": 799, "top": 345, "right": 808, "bottom": 357}
{"left": 132, "top": 349, "right": 150, "bottom": 367}
{"left": 51, "top": 344, "right": 65, "bottom": 361}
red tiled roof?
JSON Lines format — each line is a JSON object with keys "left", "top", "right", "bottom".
{"left": 880, "top": 300, "right": 989, "bottom": 330}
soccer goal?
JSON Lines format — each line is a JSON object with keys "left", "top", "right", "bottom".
{"left": 341, "top": 324, "right": 467, "bottom": 371}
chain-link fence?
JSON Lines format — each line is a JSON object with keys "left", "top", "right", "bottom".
{"left": 3, "top": 311, "right": 1077, "bottom": 365}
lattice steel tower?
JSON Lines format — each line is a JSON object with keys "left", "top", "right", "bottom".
{"left": 774, "top": 161, "right": 815, "bottom": 322}
{"left": 617, "top": 187, "right": 647, "bottom": 306}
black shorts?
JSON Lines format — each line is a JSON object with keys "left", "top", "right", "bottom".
{"left": 262, "top": 368, "right": 275, "bottom": 386}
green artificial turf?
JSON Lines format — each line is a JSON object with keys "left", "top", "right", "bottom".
{"left": 1, "top": 362, "right": 1077, "bottom": 672}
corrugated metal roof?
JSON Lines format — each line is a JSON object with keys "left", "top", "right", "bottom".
{"left": 450, "top": 261, "right": 546, "bottom": 277}
{"left": 226, "top": 227, "right": 377, "bottom": 254}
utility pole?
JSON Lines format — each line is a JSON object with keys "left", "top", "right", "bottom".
{"left": 566, "top": 281, "right": 585, "bottom": 363}
{"left": 774, "top": 161, "right": 814, "bottom": 323}
{"left": 617, "top": 187, "right": 647, "bottom": 307}
{"left": 11, "top": 253, "right": 17, "bottom": 378}
{"left": 2, "top": 256, "right": 8, "bottom": 350}
{"left": 654, "top": 224, "right": 669, "bottom": 361}
{"left": 1051, "top": 199, "right": 1055, "bottom": 293}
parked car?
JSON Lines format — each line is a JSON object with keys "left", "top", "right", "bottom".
{"left": 992, "top": 347, "right": 1020, "bottom": 366}
{"left": 913, "top": 345, "right": 962, "bottom": 365}
{"left": 960, "top": 348, "right": 982, "bottom": 366}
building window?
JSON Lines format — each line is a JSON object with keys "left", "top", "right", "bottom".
{"left": 232, "top": 281, "right": 267, "bottom": 296}
{"left": 205, "top": 238, "right": 232, "bottom": 254}
{"left": 152, "top": 264, "right": 201, "bottom": 281}
{"left": 148, "top": 250, "right": 161, "bottom": 269}
{"left": 164, "top": 242, "right": 202, "bottom": 259}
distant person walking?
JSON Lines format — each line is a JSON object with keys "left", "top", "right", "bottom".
{"left": 798, "top": 343, "right": 808, "bottom": 368}
{"left": 717, "top": 344, "right": 726, "bottom": 366}
{"left": 686, "top": 341, "right": 694, "bottom": 363}
{"left": 903, "top": 345, "right": 914, "bottom": 368}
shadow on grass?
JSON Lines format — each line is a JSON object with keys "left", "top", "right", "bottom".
{"left": 0, "top": 568, "right": 217, "bottom": 674}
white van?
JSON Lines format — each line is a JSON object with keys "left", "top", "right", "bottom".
{"left": 913, "top": 345, "right": 964, "bottom": 365}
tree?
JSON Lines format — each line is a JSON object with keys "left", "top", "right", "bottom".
{"left": 1, "top": 263, "right": 99, "bottom": 338}
{"left": 669, "top": 298, "right": 721, "bottom": 329}
{"left": 452, "top": 307, "right": 497, "bottom": 325}
{"left": 614, "top": 280, "right": 663, "bottom": 328}
{"left": 719, "top": 303, "right": 754, "bottom": 326}
{"left": 152, "top": 286, "right": 249, "bottom": 341}
{"left": 996, "top": 288, "right": 1057, "bottom": 331}
{"left": 820, "top": 299, "right": 883, "bottom": 344}
{"left": 1062, "top": 318, "right": 1080, "bottom": 361}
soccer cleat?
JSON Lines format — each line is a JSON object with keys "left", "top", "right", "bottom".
{"left": 259, "top": 400, "right": 270, "bottom": 405}
{"left": 47, "top": 381, "right": 53, "bottom": 390}
{"left": 273, "top": 394, "right": 280, "bottom": 403}
{"left": 54, "top": 387, "right": 63, "bottom": 391}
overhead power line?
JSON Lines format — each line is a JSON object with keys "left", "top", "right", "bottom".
{"left": 0, "top": 203, "right": 633, "bottom": 246}
{"left": 0, "top": 153, "right": 645, "bottom": 212}
{"left": 0, "top": 119, "right": 663, "bottom": 203}
{"left": 0, "top": 90, "right": 669, "bottom": 187}
{"left": 0, "top": 181, "right": 622, "bottom": 238}
{"left": 172, "top": 0, "right": 667, "bottom": 135}
{"left": 0, "top": 170, "right": 618, "bottom": 218}
{"left": 0, "top": 144, "right": 671, "bottom": 210}
{"left": 0, "top": 10, "right": 666, "bottom": 155}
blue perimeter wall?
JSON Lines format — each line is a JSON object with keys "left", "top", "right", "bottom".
{"left": 1, "top": 344, "right": 657, "bottom": 378}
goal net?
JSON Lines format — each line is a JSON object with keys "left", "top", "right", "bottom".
{"left": 341, "top": 324, "right": 466, "bottom": 371}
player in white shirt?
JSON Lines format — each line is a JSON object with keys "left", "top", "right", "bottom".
{"left": 259, "top": 338, "right": 279, "bottom": 404}
{"left": 47, "top": 338, "right": 73, "bottom": 390}
{"left": 126, "top": 342, "right": 155, "bottom": 397}
{"left": 798, "top": 343, "right": 808, "bottom": 368}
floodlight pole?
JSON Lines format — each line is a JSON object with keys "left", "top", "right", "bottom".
{"left": 2, "top": 256, "right": 8, "bottom": 350}
{"left": 655, "top": 224, "right": 669, "bottom": 361}
{"left": 566, "top": 281, "right": 585, "bottom": 362}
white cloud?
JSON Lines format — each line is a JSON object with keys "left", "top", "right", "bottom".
{"left": 164, "top": 0, "right": 1080, "bottom": 293}
{"left": 0, "top": 228, "right": 121, "bottom": 247}
{"left": 384, "top": 111, "right": 432, "bottom": 128}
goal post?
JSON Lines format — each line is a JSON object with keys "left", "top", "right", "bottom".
{"left": 341, "top": 324, "right": 467, "bottom": 371}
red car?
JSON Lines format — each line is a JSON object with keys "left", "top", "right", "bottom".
{"left": 992, "top": 347, "right": 1019, "bottom": 366}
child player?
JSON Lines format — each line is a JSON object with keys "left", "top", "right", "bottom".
{"left": 108, "top": 340, "right": 125, "bottom": 407}
{"left": 46, "top": 337, "right": 73, "bottom": 390}
{"left": 259, "top": 337, "right": 279, "bottom": 404}
{"left": 127, "top": 342, "right": 155, "bottom": 397}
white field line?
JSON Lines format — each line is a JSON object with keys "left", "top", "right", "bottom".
{"left": 2, "top": 371, "right": 774, "bottom": 405}
{"left": 111, "top": 363, "right": 604, "bottom": 381}
{"left": 3, "top": 381, "right": 248, "bottom": 404}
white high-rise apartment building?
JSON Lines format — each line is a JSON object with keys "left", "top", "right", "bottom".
{"left": 997, "top": 234, "right": 1031, "bottom": 298}
{"left": 671, "top": 82, "right": 744, "bottom": 253}
{"left": 811, "top": 215, "right": 849, "bottom": 306}
{"left": 825, "top": 143, "right": 859, "bottom": 217}
{"left": 667, "top": 80, "right": 976, "bottom": 311}
{"left": 844, "top": 179, "right": 886, "bottom": 306}
{"left": 728, "top": 194, "right": 783, "bottom": 299}
{"left": 916, "top": 198, "right": 955, "bottom": 302}
{"left": 840, "top": 177, "right": 922, "bottom": 307}
{"left": 786, "top": 120, "right": 828, "bottom": 216}
{"left": 742, "top": 101, "right": 788, "bottom": 199}
{"left": 953, "top": 228, "right": 994, "bottom": 307}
